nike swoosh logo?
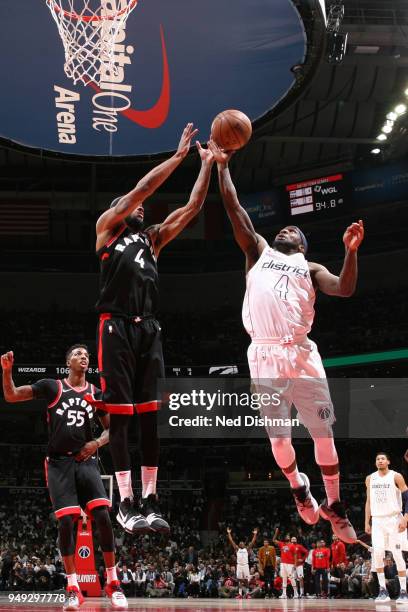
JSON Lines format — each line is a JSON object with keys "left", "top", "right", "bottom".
{"left": 87, "top": 25, "right": 170, "bottom": 129}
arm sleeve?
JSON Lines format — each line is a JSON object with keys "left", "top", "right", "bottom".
{"left": 31, "top": 379, "right": 59, "bottom": 404}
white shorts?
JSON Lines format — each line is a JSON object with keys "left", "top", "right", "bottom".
{"left": 372, "top": 514, "right": 408, "bottom": 552}
{"left": 236, "top": 565, "right": 250, "bottom": 580}
{"left": 280, "top": 562, "right": 295, "bottom": 580}
{"left": 294, "top": 564, "right": 304, "bottom": 579}
{"left": 248, "top": 339, "right": 335, "bottom": 437}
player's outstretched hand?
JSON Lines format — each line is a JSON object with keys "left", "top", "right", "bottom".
{"left": 177, "top": 123, "right": 199, "bottom": 158}
{"left": 343, "top": 219, "right": 364, "bottom": 251}
{"left": 196, "top": 141, "right": 214, "bottom": 164}
{"left": 1, "top": 351, "right": 14, "bottom": 371}
{"left": 398, "top": 515, "right": 408, "bottom": 533}
{"left": 207, "top": 139, "right": 234, "bottom": 164}
{"left": 75, "top": 440, "right": 98, "bottom": 462}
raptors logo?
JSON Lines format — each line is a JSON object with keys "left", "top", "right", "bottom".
{"left": 78, "top": 546, "right": 91, "bottom": 559}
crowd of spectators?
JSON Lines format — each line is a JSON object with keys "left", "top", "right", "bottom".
{"left": 0, "top": 286, "right": 407, "bottom": 366}
{"left": 1, "top": 483, "right": 407, "bottom": 600}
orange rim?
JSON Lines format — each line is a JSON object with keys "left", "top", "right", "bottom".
{"left": 47, "top": 0, "right": 137, "bottom": 22}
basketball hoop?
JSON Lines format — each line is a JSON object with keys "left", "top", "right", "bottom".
{"left": 46, "top": 0, "right": 138, "bottom": 85}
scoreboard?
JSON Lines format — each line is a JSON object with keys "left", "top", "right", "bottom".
{"left": 286, "top": 173, "right": 349, "bottom": 217}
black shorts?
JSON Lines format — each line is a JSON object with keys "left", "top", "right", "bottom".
{"left": 97, "top": 314, "right": 164, "bottom": 415}
{"left": 45, "top": 455, "right": 110, "bottom": 519}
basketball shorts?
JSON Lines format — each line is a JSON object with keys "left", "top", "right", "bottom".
{"left": 236, "top": 564, "right": 250, "bottom": 580}
{"left": 280, "top": 562, "right": 295, "bottom": 580}
{"left": 97, "top": 314, "right": 164, "bottom": 415}
{"left": 372, "top": 514, "right": 408, "bottom": 552}
{"left": 294, "top": 564, "right": 304, "bottom": 579}
{"left": 45, "top": 455, "right": 110, "bottom": 519}
{"left": 248, "top": 338, "right": 335, "bottom": 438}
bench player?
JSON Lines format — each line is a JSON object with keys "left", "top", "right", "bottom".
{"left": 209, "top": 140, "right": 362, "bottom": 543}
{"left": 1, "top": 346, "right": 127, "bottom": 610}
{"left": 95, "top": 125, "right": 214, "bottom": 535}
{"left": 365, "top": 452, "right": 408, "bottom": 603}
{"left": 291, "top": 536, "right": 308, "bottom": 597}
{"left": 227, "top": 527, "right": 258, "bottom": 599}
{"left": 273, "top": 529, "right": 299, "bottom": 598}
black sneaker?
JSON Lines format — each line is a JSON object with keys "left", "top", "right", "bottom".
{"left": 319, "top": 499, "right": 356, "bottom": 543}
{"left": 291, "top": 473, "right": 319, "bottom": 525}
{"left": 140, "top": 494, "right": 170, "bottom": 534}
{"left": 116, "top": 497, "right": 151, "bottom": 535}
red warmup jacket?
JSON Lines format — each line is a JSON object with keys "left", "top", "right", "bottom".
{"left": 312, "top": 547, "right": 331, "bottom": 569}
{"left": 331, "top": 540, "right": 347, "bottom": 567}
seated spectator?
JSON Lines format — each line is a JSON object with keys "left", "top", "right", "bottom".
{"left": 118, "top": 563, "right": 134, "bottom": 597}
{"left": 219, "top": 575, "right": 238, "bottom": 599}
{"left": 187, "top": 567, "right": 201, "bottom": 598}
{"left": 248, "top": 572, "right": 265, "bottom": 599}
{"left": 133, "top": 564, "right": 146, "bottom": 597}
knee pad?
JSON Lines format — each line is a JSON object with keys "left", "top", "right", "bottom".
{"left": 313, "top": 437, "right": 338, "bottom": 466}
{"left": 374, "top": 548, "right": 385, "bottom": 569}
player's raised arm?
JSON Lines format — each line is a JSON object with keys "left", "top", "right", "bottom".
{"left": 1, "top": 351, "right": 33, "bottom": 402}
{"left": 248, "top": 528, "right": 258, "bottom": 549}
{"left": 310, "top": 220, "right": 364, "bottom": 297}
{"left": 272, "top": 527, "right": 280, "bottom": 546}
{"left": 208, "top": 140, "right": 267, "bottom": 271}
{"left": 96, "top": 123, "right": 198, "bottom": 240}
{"left": 147, "top": 142, "right": 214, "bottom": 256}
{"left": 227, "top": 527, "right": 239, "bottom": 551}
{"left": 365, "top": 475, "right": 372, "bottom": 534}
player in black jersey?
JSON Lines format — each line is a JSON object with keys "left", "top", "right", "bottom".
{"left": 94, "top": 123, "right": 214, "bottom": 535}
{"left": 1, "top": 345, "right": 127, "bottom": 611}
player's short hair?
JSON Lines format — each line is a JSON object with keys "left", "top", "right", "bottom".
{"left": 65, "top": 344, "right": 89, "bottom": 361}
{"left": 376, "top": 451, "right": 391, "bottom": 461}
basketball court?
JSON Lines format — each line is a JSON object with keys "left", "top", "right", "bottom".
{"left": 0, "top": 597, "right": 399, "bottom": 611}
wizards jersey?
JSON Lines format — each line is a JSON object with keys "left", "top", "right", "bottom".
{"left": 31, "top": 378, "right": 103, "bottom": 456}
{"left": 96, "top": 226, "right": 159, "bottom": 316}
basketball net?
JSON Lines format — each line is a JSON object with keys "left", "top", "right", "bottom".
{"left": 46, "top": 0, "right": 138, "bottom": 86}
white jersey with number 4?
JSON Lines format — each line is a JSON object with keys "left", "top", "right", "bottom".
{"left": 370, "top": 470, "right": 402, "bottom": 517}
{"left": 243, "top": 247, "right": 315, "bottom": 340}
{"left": 237, "top": 547, "right": 249, "bottom": 566}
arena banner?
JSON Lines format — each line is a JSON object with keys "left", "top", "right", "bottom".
{"left": 351, "top": 160, "right": 408, "bottom": 206}
{"left": 0, "top": 0, "right": 307, "bottom": 157}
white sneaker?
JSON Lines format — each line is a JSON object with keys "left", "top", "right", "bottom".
{"left": 279, "top": 593, "right": 287, "bottom": 599}
{"left": 375, "top": 587, "right": 391, "bottom": 603}
{"left": 105, "top": 581, "right": 128, "bottom": 609}
{"left": 396, "top": 589, "right": 408, "bottom": 605}
{"left": 63, "top": 587, "right": 84, "bottom": 611}
{"left": 291, "top": 473, "right": 319, "bottom": 525}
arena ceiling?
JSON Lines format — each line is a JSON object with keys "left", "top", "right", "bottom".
{"left": 0, "top": 0, "right": 407, "bottom": 195}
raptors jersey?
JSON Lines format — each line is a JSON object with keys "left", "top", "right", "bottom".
{"left": 96, "top": 226, "right": 159, "bottom": 316}
{"left": 243, "top": 247, "right": 315, "bottom": 340}
{"left": 32, "top": 378, "right": 101, "bottom": 457}
{"left": 237, "top": 547, "right": 249, "bottom": 566}
{"left": 370, "top": 470, "right": 402, "bottom": 517}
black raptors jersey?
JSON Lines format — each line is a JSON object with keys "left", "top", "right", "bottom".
{"left": 31, "top": 378, "right": 103, "bottom": 456}
{"left": 96, "top": 226, "right": 159, "bottom": 316}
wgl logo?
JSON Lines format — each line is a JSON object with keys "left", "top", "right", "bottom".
{"left": 78, "top": 546, "right": 91, "bottom": 559}
{"left": 314, "top": 185, "right": 338, "bottom": 195}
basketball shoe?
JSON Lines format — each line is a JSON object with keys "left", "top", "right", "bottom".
{"left": 63, "top": 587, "right": 84, "bottom": 611}
{"left": 319, "top": 499, "right": 356, "bottom": 543}
{"left": 291, "top": 473, "right": 319, "bottom": 524}
{"left": 105, "top": 581, "right": 128, "bottom": 609}
{"left": 396, "top": 589, "right": 408, "bottom": 605}
{"left": 116, "top": 497, "right": 151, "bottom": 535}
{"left": 375, "top": 587, "right": 391, "bottom": 603}
{"left": 140, "top": 494, "right": 170, "bottom": 534}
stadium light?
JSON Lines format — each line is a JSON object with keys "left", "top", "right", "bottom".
{"left": 405, "top": 88, "right": 408, "bottom": 97}
{"left": 382, "top": 125, "right": 392, "bottom": 134}
{"left": 387, "top": 112, "right": 398, "bottom": 121}
{"left": 394, "top": 104, "right": 407, "bottom": 115}
{"left": 377, "top": 134, "right": 387, "bottom": 141}
{"left": 371, "top": 148, "right": 381, "bottom": 154}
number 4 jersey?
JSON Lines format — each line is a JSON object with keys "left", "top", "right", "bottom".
{"left": 243, "top": 247, "right": 315, "bottom": 340}
{"left": 96, "top": 226, "right": 159, "bottom": 317}
{"left": 31, "top": 379, "right": 105, "bottom": 456}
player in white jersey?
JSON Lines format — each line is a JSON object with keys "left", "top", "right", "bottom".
{"left": 365, "top": 452, "right": 408, "bottom": 604}
{"left": 227, "top": 527, "right": 258, "bottom": 599}
{"left": 209, "top": 140, "right": 364, "bottom": 544}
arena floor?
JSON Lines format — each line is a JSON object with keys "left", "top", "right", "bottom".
{"left": 0, "top": 597, "right": 405, "bottom": 611}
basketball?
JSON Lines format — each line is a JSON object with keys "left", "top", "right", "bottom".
{"left": 211, "top": 109, "right": 252, "bottom": 151}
